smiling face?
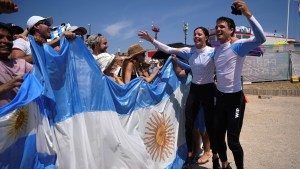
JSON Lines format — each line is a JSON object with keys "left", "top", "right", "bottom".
{"left": 0, "top": 27, "right": 13, "bottom": 60}
{"left": 215, "top": 17, "right": 235, "bottom": 44}
{"left": 215, "top": 21, "right": 233, "bottom": 44}
{"left": 193, "top": 28, "right": 208, "bottom": 49}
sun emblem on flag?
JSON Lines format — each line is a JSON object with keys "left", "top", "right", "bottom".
{"left": 7, "top": 106, "right": 29, "bottom": 139}
{"left": 144, "top": 112, "right": 175, "bottom": 161}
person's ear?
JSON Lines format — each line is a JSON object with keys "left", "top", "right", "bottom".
{"left": 33, "top": 25, "right": 40, "bottom": 32}
{"left": 229, "top": 27, "right": 234, "bottom": 34}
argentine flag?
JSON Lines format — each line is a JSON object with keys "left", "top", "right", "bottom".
{"left": 0, "top": 35, "right": 192, "bottom": 169}
{"left": 0, "top": 74, "right": 57, "bottom": 168}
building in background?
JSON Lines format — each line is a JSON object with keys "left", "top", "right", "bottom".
{"left": 209, "top": 26, "right": 297, "bottom": 45}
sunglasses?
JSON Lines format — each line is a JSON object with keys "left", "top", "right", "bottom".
{"left": 36, "top": 20, "right": 51, "bottom": 27}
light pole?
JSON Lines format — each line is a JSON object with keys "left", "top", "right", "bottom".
{"left": 286, "top": 0, "right": 300, "bottom": 42}
{"left": 183, "top": 22, "right": 188, "bottom": 45}
{"left": 86, "top": 24, "right": 92, "bottom": 39}
{"left": 286, "top": 0, "right": 290, "bottom": 42}
{"left": 88, "top": 24, "right": 91, "bottom": 35}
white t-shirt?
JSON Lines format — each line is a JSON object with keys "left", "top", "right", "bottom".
{"left": 13, "top": 38, "right": 31, "bottom": 56}
{"left": 213, "top": 16, "right": 266, "bottom": 93}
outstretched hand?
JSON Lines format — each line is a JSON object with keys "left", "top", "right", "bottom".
{"left": 14, "top": 34, "right": 28, "bottom": 41}
{"left": 138, "top": 31, "right": 154, "bottom": 43}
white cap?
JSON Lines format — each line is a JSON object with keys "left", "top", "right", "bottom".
{"left": 27, "top": 16, "right": 53, "bottom": 30}
{"left": 66, "top": 26, "right": 87, "bottom": 35}
{"left": 96, "top": 53, "right": 116, "bottom": 72}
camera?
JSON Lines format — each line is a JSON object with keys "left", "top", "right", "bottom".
{"left": 231, "top": 5, "right": 242, "bottom": 15}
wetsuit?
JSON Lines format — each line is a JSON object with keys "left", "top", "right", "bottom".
{"left": 153, "top": 40, "right": 217, "bottom": 155}
{"left": 212, "top": 15, "right": 266, "bottom": 169}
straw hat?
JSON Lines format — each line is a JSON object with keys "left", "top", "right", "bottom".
{"left": 126, "top": 44, "right": 146, "bottom": 60}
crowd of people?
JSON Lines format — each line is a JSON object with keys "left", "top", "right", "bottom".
{"left": 0, "top": 0, "right": 266, "bottom": 169}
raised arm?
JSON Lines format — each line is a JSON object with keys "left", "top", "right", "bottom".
{"left": 234, "top": 0, "right": 265, "bottom": 44}
{"left": 232, "top": 0, "right": 266, "bottom": 56}
{"left": 47, "top": 31, "right": 76, "bottom": 48}
{"left": 138, "top": 31, "right": 191, "bottom": 60}
{"left": 141, "top": 61, "right": 163, "bottom": 83}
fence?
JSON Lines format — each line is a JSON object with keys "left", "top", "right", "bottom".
{"left": 242, "top": 43, "right": 300, "bottom": 82}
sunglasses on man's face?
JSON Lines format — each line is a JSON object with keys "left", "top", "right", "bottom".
{"left": 36, "top": 20, "right": 51, "bottom": 27}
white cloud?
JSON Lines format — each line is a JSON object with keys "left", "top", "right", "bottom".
{"left": 122, "top": 29, "right": 136, "bottom": 40}
{"left": 104, "top": 20, "right": 132, "bottom": 37}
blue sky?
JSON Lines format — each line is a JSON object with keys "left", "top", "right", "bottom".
{"left": 1, "top": 0, "right": 300, "bottom": 54}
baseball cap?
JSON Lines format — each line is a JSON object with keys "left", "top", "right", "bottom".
{"left": 27, "top": 16, "right": 53, "bottom": 30}
{"left": 0, "top": 22, "right": 13, "bottom": 36}
{"left": 6, "top": 23, "right": 24, "bottom": 35}
{"left": 66, "top": 26, "right": 87, "bottom": 35}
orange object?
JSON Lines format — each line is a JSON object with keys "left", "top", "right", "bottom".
{"left": 245, "top": 95, "right": 250, "bottom": 103}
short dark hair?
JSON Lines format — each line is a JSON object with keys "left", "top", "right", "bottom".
{"left": 216, "top": 16, "right": 236, "bottom": 36}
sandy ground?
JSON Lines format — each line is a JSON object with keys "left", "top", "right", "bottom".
{"left": 191, "top": 95, "right": 300, "bottom": 169}
{"left": 243, "top": 81, "right": 300, "bottom": 90}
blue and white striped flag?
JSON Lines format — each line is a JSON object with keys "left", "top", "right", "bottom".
{"left": 0, "top": 74, "right": 57, "bottom": 168}
{"left": 1, "top": 35, "right": 191, "bottom": 169}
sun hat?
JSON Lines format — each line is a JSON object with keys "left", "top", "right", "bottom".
{"left": 126, "top": 44, "right": 146, "bottom": 60}
{"left": 96, "top": 53, "right": 116, "bottom": 72}
{"left": 27, "top": 16, "right": 53, "bottom": 31}
{"left": 66, "top": 26, "right": 87, "bottom": 35}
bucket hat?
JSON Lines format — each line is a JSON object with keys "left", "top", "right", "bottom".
{"left": 96, "top": 53, "right": 116, "bottom": 72}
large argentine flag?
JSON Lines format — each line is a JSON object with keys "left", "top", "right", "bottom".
{"left": 0, "top": 74, "right": 57, "bottom": 168}
{"left": 0, "top": 36, "right": 191, "bottom": 169}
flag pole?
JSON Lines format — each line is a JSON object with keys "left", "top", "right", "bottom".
{"left": 286, "top": 0, "right": 290, "bottom": 42}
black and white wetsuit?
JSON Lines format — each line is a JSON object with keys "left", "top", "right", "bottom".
{"left": 212, "top": 15, "right": 266, "bottom": 169}
{"left": 153, "top": 40, "right": 217, "bottom": 154}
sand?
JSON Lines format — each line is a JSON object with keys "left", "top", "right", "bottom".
{"left": 193, "top": 95, "right": 300, "bottom": 169}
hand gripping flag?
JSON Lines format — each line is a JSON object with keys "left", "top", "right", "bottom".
{"left": 1, "top": 35, "right": 193, "bottom": 169}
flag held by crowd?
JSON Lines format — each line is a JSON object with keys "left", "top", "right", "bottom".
{"left": 0, "top": 36, "right": 190, "bottom": 168}
{"left": 0, "top": 74, "right": 57, "bottom": 168}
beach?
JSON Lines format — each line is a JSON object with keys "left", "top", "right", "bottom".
{"left": 194, "top": 94, "right": 300, "bottom": 169}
